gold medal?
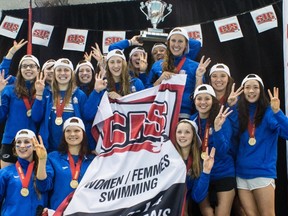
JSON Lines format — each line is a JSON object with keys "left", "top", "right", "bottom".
{"left": 20, "top": 188, "right": 29, "bottom": 197}
{"left": 248, "top": 137, "right": 256, "bottom": 146}
{"left": 26, "top": 109, "right": 32, "bottom": 117}
{"left": 201, "top": 152, "right": 207, "bottom": 160}
{"left": 55, "top": 117, "right": 63, "bottom": 125}
{"left": 70, "top": 180, "right": 79, "bottom": 189}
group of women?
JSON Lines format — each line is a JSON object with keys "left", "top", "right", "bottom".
{"left": 0, "top": 26, "right": 286, "bottom": 216}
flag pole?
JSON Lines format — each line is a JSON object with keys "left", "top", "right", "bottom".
{"left": 27, "top": 0, "right": 32, "bottom": 54}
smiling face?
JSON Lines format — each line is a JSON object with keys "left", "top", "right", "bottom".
{"left": 78, "top": 65, "right": 93, "bottom": 84}
{"left": 15, "top": 137, "right": 34, "bottom": 162}
{"left": 65, "top": 125, "right": 84, "bottom": 147}
{"left": 169, "top": 34, "right": 187, "bottom": 57}
{"left": 243, "top": 80, "right": 261, "bottom": 103}
{"left": 195, "top": 93, "right": 213, "bottom": 118}
{"left": 54, "top": 66, "right": 72, "bottom": 86}
{"left": 152, "top": 46, "right": 166, "bottom": 61}
{"left": 108, "top": 56, "right": 124, "bottom": 79}
{"left": 130, "top": 51, "right": 143, "bottom": 69}
{"left": 210, "top": 71, "right": 229, "bottom": 94}
{"left": 20, "top": 59, "right": 39, "bottom": 81}
{"left": 176, "top": 122, "right": 194, "bottom": 150}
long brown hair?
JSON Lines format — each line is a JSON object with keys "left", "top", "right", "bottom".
{"left": 175, "top": 121, "right": 201, "bottom": 178}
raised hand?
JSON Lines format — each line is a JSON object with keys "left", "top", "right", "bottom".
{"left": 202, "top": 147, "right": 215, "bottom": 174}
{"left": 129, "top": 35, "right": 143, "bottom": 46}
{"left": 6, "top": 39, "right": 28, "bottom": 59}
{"left": 94, "top": 71, "right": 107, "bottom": 93}
{"left": 214, "top": 105, "right": 233, "bottom": 131}
{"left": 139, "top": 52, "right": 148, "bottom": 71}
{"left": 84, "top": 51, "right": 92, "bottom": 62}
{"left": 34, "top": 72, "right": 46, "bottom": 95}
{"left": 268, "top": 87, "right": 280, "bottom": 113}
{"left": 196, "top": 55, "right": 211, "bottom": 78}
{"left": 91, "top": 43, "right": 104, "bottom": 63}
{"left": 0, "top": 70, "right": 11, "bottom": 92}
{"left": 33, "top": 135, "right": 47, "bottom": 160}
{"left": 227, "top": 83, "right": 243, "bottom": 107}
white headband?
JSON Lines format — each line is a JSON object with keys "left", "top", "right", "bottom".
{"left": 179, "top": 119, "right": 202, "bottom": 147}
{"left": 63, "top": 117, "right": 85, "bottom": 131}
{"left": 209, "top": 63, "right": 231, "bottom": 76}
{"left": 194, "top": 84, "right": 216, "bottom": 99}
{"left": 167, "top": 27, "right": 189, "bottom": 54}
{"left": 75, "top": 61, "right": 94, "bottom": 73}
{"left": 15, "top": 129, "right": 36, "bottom": 140}
{"left": 151, "top": 43, "right": 167, "bottom": 53}
{"left": 42, "top": 60, "right": 56, "bottom": 71}
{"left": 107, "top": 49, "right": 126, "bottom": 61}
{"left": 129, "top": 47, "right": 145, "bottom": 58}
{"left": 19, "top": 55, "right": 40, "bottom": 68}
{"left": 241, "top": 74, "right": 264, "bottom": 87}
{"left": 54, "top": 58, "right": 74, "bottom": 71}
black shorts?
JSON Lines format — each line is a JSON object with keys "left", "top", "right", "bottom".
{"left": 209, "top": 177, "right": 236, "bottom": 207}
{"left": 0, "top": 144, "right": 17, "bottom": 163}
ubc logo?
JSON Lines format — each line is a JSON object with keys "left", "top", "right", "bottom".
{"left": 33, "top": 29, "right": 50, "bottom": 39}
{"left": 101, "top": 102, "right": 168, "bottom": 153}
{"left": 2, "top": 22, "right": 19, "bottom": 32}
{"left": 105, "top": 37, "right": 123, "bottom": 45}
{"left": 188, "top": 31, "right": 201, "bottom": 40}
{"left": 218, "top": 23, "right": 239, "bottom": 34}
{"left": 256, "top": 12, "right": 276, "bottom": 25}
{"left": 67, "top": 34, "right": 85, "bottom": 44}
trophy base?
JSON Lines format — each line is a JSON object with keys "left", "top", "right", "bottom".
{"left": 139, "top": 30, "right": 168, "bottom": 43}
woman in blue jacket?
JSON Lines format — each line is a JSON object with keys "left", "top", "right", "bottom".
{"left": 32, "top": 58, "right": 87, "bottom": 152}
{"left": 0, "top": 129, "right": 52, "bottom": 216}
{"left": 228, "top": 74, "right": 288, "bottom": 216}
{"left": 191, "top": 84, "right": 235, "bottom": 216}
{"left": 175, "top": 119, "right": 215, "bottom": 216}
{"left": 148, "top": 27, "right": 200, "bottom": 119}
{"left": 0, "top": 54, "right": 42, "bottom": 168}
{"left": 46, "top": 117, "right": 95, "bottom": 210}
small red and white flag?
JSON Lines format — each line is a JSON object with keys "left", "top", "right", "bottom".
{"left": 63, "top": 28, "right": 88, "bottom": 52}
{"left": 102, "top": 31, "right": 126, "bottom": 54}
{"left": 32, "top": 22, "right": 54, "bottom": 47}
{"left": 0, "top": 16, "right": 23, "bottom": 39}
{"left": 182, "top": 24, "right": 203, "bottom": 46}
{"left": 250, "top": 5, "right": 278, "bottom": 33}
{"left": 214, "top": 16, "right": 243, "bottom": 42}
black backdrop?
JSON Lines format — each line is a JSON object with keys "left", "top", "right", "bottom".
{"left": 0, "top": 0, "right": 287, "bottom": 215}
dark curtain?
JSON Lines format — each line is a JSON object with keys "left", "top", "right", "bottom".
{"left": 0, "top": 0, "right": 286, "bottom": 215}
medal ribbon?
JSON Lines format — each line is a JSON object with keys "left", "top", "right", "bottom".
{"left": 198, "top": 116, "right": 210, "bottom": 153}
{"left": 16, "top": 161, "right": 35, "bottom": 189}
{"left": 22, "top": 96, "right": 35, "bottom": 113}
{"left": 68, "top": 152, "right": 83, "bottom": 181}
{"left": 247, "top": 109, "right": 257, "bottom": 138}
{"left": 186, "top": 156, "right": 193, "bottom": 173}
{"left": 174, "top": 56, "right": 186, "bottom": 74}
{"left": 219, "top": 96, "right": 226, "bottom": 105}
{"left": 56, "top": 96, "right": 66, "bottom": 118}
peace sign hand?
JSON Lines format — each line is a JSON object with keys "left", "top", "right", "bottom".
{"left": 139, "top": 52, "right": 148, "bottom": 71}
{"left": 203, "top": 147, "right": 216, "bottom": 174}
{"left": 214, "top": 105, "right": 233, "bottom": 131}
{"left": 227, "top": 83, "right": 243, "bottom": 107}
{"left": 91, "top": 43, "right": 104, "bottom": 63}
{"left": 0, "top": 70, "right": 11, "bottom": 92}
{"left": 34, "top": 72, "right": 46, "bottom": 95}
{"left": 268, "top": 87, "right": 280, "bottom": 113}
{"left": 33, "top": 135, "right": 47, "bottom": 160}
{"left": 196, "top": 56, "right": 211, "bottom": 78}
{"left": 84, "top": 51, "right": 92, "bottom": 62}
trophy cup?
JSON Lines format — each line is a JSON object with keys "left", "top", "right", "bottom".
{"left": 139, "top": 0, "right": 172, "bottom": 42}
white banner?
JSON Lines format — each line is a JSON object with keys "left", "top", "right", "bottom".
{"left": 283, "top": 0, "right": 288, "bottom": 175}
{"left": 0, "top": 15, "right": 23, "bottom": 39}
{"left": 63, "top": 75, "right": 187, "bottom": 216}
{"left": 182, "top": 24, "right": 203, "bottom": 46}
{"left": 250, "top": 5, "right": 278, "bottom": 33}
{"left": 214, "top": 16, "right": 243, "bottom": 42}
{"left": 32, "top": 22, "right": 54, "bottom": 47}
{"left": 102, "top": 31, "right": 126, "bottom": 54}
{"left": 63, "top": 28, "right": 88, "bottom": 52}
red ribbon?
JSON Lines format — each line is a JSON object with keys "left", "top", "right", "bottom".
{"left": 16, "top": 161, "right": 35, "bottom": 189}
{"left": 68, "top": 152, "right": 83, "bottom": 181}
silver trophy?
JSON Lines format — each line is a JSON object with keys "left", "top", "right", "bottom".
{"left": 139, "top": 0, "right": 172, "bottom": 42}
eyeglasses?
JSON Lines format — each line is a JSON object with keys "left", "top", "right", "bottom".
{"left": 21, "top": 64, "right": 38, "bottom": 69}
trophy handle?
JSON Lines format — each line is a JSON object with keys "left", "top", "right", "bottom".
{"left": 161, "top": 4, "right": 172, "bottom": 22}
{"left": 140, "top": 2, "right": 150, "bottom": 20}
